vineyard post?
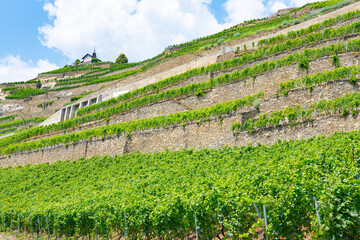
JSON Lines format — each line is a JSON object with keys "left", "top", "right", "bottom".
{"left": 124, "top": 211, "right": 128, "bottom": 240}
{"left": 313, "top": 197, "right": 321, "bottom": 227}
{"left": 38, "top": 215, "right": 42, "bottom": 237}
{"left": 95, "top": 213, "right": 97, "bottom": 240}
{"left": 57, "top": 216, "right": 60, "bottom": 238}
{"left": 253, "top": 203, "right": 267, "bottom": 239}
{"left": 10, "top": 214, "right": 12, "bottom": 232}
{"left": 46, "top": 215, "right": 51, "bottom": 239}
{"left": 253, "top": 203, "right": 261, "bottom": 218}
{"left": 194, "top": 209, "right": 199, "bottom": 240}
{"left": 30, "top": 215, "right": 33, "bottom": 238}
{"left": 17, "top": 214, "right": 20, "bottom": 234}
{"left": 263, "top": 205, "right": 268, "bottom": 240}
{"left": 24, "top": 215, "right": 26, "bottom": 235}
{"left": 2, "top": 213, "right": 4, "bottom": 231}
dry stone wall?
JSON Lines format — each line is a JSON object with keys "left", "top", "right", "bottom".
{"left": 225, "top": 35, "right": 360, "bottom": 78}
{"left": 261, "top": 80, "right": 359, "bottom": 113}
{"left": 2, "top": 107, "right": 360, "bottom": 168}
{"left": 85, "top": 52, "right": 360, "bottom": 128}
{"left": 37, "top": 71, "right": 89, "bottom": 82}
{"left": 19, "top": 52, "right": 360, "bottom": 140}
{"left": 179, "top": 53, "right": 360, "bottom": 108}
{"left": 154, "top": 36, "right": 359, "bottom": 96}
{"left": 2, "top": 80, "right": 360, "bottom": 167}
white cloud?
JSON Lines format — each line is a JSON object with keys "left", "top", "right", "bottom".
{"left": 270, "top": 1, "right": 289, "bottom": 12}
{"left": 0, "top": 55, "right": 58, "bottom": 83}
{"left": 290, "top": 0, "right": 320, "bottom": 7}
{"left": 224, "top": 0, "right": 267, "bottom": 24}
{"left": 39, "top": 0, "right": 227, "bottom": 63}
{"left": 38, "top": 0, "right": 324, "bottom": 65}
{"left": 224, "top": 0, "right": 321, "bottom": 24}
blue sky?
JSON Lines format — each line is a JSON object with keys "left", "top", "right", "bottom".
{"left": 0, "top": 0, "right": 315, "bottom": 83}
{"left": 0, "top": 1, "right": 66, "bottom": 61}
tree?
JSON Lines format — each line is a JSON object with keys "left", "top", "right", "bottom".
{"left": 36, "top": 80, "right": 42, "bottom": 89}
{"left": 75, "top": 59, "right": 81, "bottom": 65}
{"left": 116, "top": 53, "right": 128, "bottom": 64}
{"left": 92, "top": 57, "right": 100, "bottom": 63}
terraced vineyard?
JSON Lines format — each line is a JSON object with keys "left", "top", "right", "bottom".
{"left": 1, "top": 0, "right": 360, "bottom": 239}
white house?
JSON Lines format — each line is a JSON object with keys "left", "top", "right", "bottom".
{"left": 81, "top": 48, "right": 101, "bottom": 64}
{"left": 82, "top": 54, "right": 93, "bottom": 64}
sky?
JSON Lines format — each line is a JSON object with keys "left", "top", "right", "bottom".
{"left": 0, "top": 0, "right": 319, "bottom": 83}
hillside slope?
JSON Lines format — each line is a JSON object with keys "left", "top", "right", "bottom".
{"left": 0, "top": 0, "right": 360, "bottom": 239}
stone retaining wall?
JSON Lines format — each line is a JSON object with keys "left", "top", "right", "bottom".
{"left": 37, "top": 70, "right": 89, "bottom": 82}
{"left": 1, "top": 106, "right": 359, "bottom": 167}
{"left": 20, "top": 52, "right": 360, "bottom": 140}
{"left": 1, "top": 79, "right": 359, "bottom": 167}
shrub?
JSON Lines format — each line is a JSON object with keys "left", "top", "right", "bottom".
{"left": 331, "top": 55, "right": 340, "bottom": 68}
{"left": 308, "top": 85, "right": 313, "bottom": 93}
{"left": 5, "top": 88, "right": 45, "bottom": 99}
{"left": 217, "top": 39, "right": 225, "bottom": 44}
{"left": 36, "top": 80, "right": 42, "bottom": 89}
{"left": 115, "top": 53, "right": 128, "bottom": 64}
{"left": 281, "top": 21, "right": 289, "bottom": 27}
{"left": 351, "top": 109, "right": 357, "bottom": 117}
{"left": 91, "top": 57, "right": 100, "bottom": 63}
{"left": 252, "top": 99, "right": 260, "bottom": 110}
{"left": 195, "top": 90, "right": 205, "bottom": 97}
{"left": 350, "top": 76, "right": 357, "bottom": 85}
{"left": 298, "top": 59, "right": 309, "bottom": 72}
{"left": 2, "top": 86, "right": 19, "bottom": 92}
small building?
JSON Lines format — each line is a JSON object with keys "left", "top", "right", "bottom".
{"left": 82, "top": 48, "right": 101, "bottom": 64}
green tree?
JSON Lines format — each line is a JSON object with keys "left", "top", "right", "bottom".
{"left": 36, "top": 80, "right": 42, "bottom": 89}
{"left": 91, "top": 57, "right": 100, "bottom": 63}
{"left": 75, "top": 59, "right": 81, "bottom": 65}
{"left": 116, "top": 53, "right": 128, "bottom": 64}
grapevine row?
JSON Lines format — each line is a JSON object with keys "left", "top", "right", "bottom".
{"left": 232, "top": 92, "right": 360, "bottom": 133}
{"left": 279, "top": 64, "right": 360, "bottom": 95}
{"left": 1, "top": 93, "right": 264, "bottom": 154}
{"left": 258, "top": 9, "right": 360, "bottom": 46}
{"left": 0, "top": 40, "right": 358, "bottom": 150}
{"left": 78, "top": 19, "right": 360, "bottom": 116}
{"left": 0, "top": 129, "right": 359, "bottom": 239}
